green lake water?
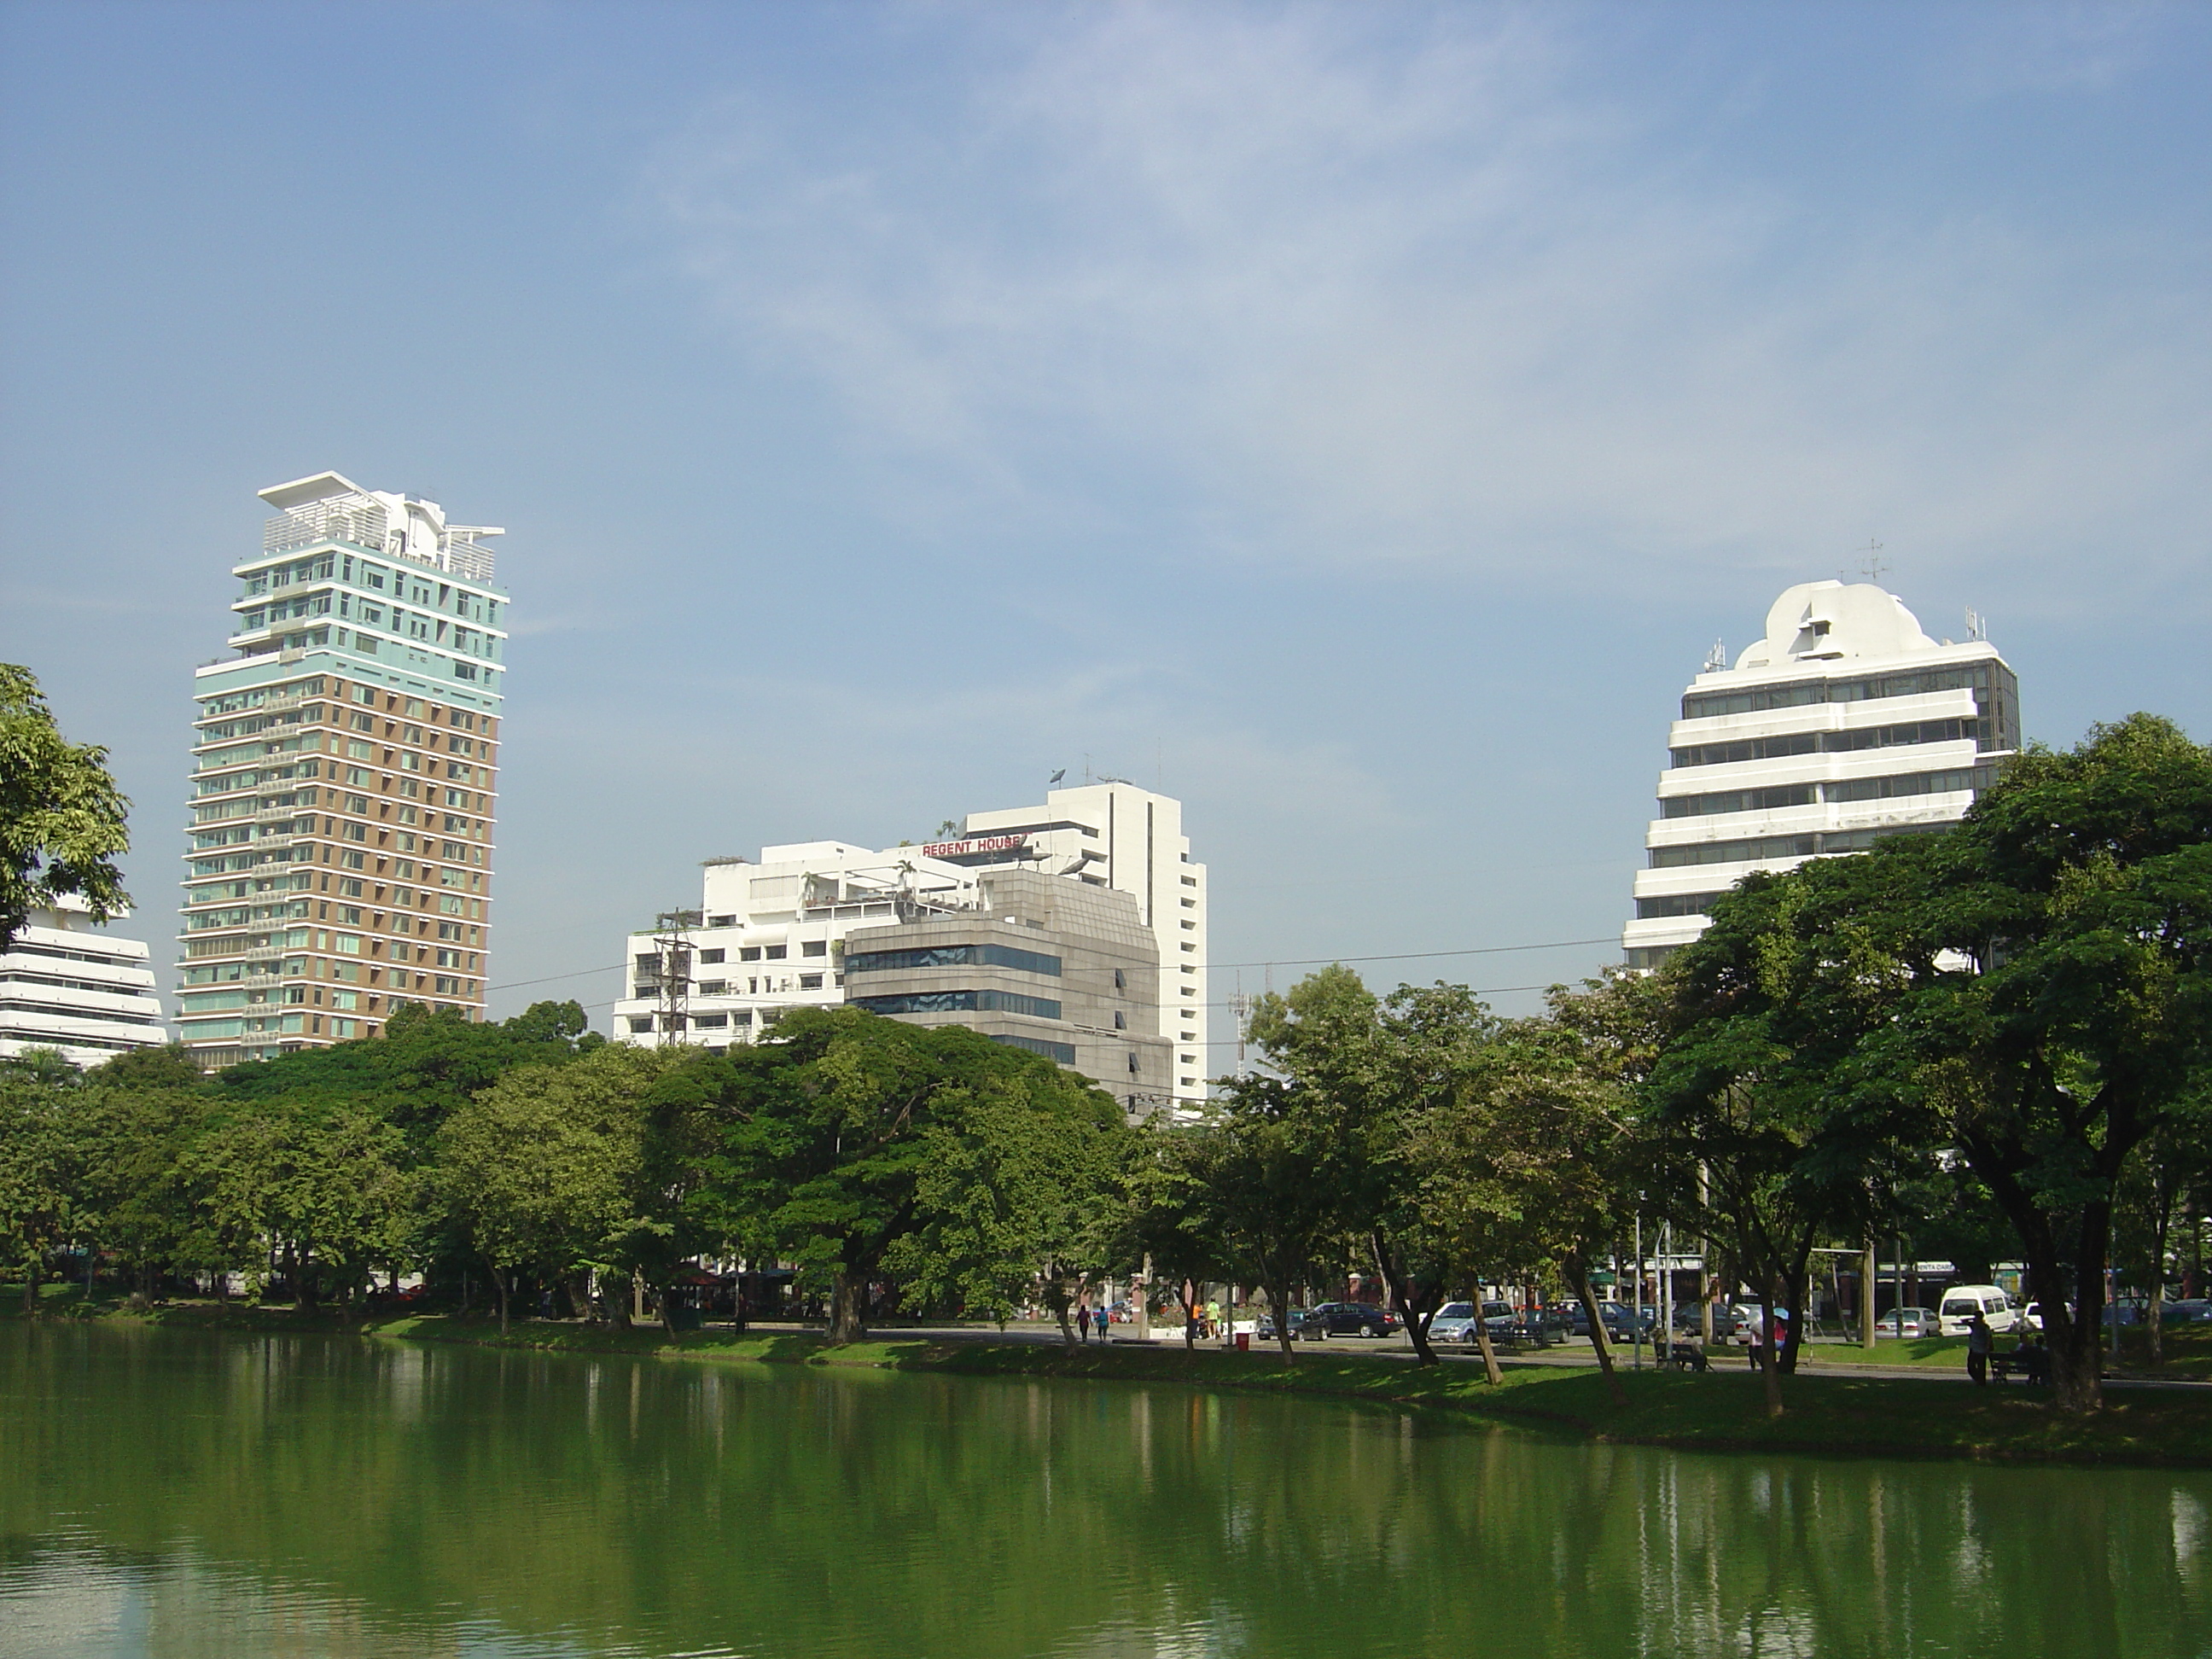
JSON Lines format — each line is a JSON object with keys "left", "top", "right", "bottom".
{"left": 2, "top": 1324, "right": 2207, "bottom": 1658}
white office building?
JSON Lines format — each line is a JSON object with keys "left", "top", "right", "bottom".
{"left": 613, "top": 781, "right": 1210, "bottom": 1113}
{"left": 944, "top": 782, "right": 1208, "bottom": 1109}
{"left": 1624, "top": 580, "right": 2020, "bottom": 969}
{"left": 2, "top": 902, "right": 167, "bottom": 1066}
{"left": 616, "top": 841, "right": 981, "bottom": 1046}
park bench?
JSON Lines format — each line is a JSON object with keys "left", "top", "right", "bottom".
{"left": 1991, "top": 1348, "right": 2050, "bottom": 1384}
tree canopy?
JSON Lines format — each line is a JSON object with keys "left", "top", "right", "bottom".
{"left": 0, "top": 662, "right": 131, "bottom": 947}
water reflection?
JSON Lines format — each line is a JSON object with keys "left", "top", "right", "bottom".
{"left": 0, "top": 1323, "right": 2205, "bottom": 1657}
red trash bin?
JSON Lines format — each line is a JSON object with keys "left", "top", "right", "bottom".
{"left": 1235, "top": 1333, "right": 1250, "bottom": 1352}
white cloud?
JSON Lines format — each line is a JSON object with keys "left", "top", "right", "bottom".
{"left": 646, "top": 3, "right": 2211, "bottom": 603}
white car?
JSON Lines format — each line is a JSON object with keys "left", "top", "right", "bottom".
{"left": 1880, "top": 1307, "right": 1938, "bottom": 1339}
{"left": 1937, "top": 1284, "right": 2019, "bottom": 1336}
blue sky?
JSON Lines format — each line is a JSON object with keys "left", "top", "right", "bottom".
{"left": 3, "top": 2, "right": 2207, "bottom": 1057}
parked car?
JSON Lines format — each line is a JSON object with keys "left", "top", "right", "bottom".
{"left": 1879, "top": 1307, "right": 1938, "bottom": 1339}
{"left": 1428, "top": 1301, "right": 1513, "bottom": 1345}
{"left": 1301, "top": 1301, "right": 1400, "bottom": 1339}
{"left": 2161, "top": 1299, "right": 2212, "bottom": 1325}
{"left": 1428, "top": 1301, "right": 1481, "bottom": 1343}
{"left": 1510, "top": 1308, "right": 1568, "bottom": 1343}
{"left": 1937, "top": 1284, "right": 2019, "bottom": 1336}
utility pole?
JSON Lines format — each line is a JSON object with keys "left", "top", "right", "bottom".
{"left": 652, "top": 909, "right": 696, "bottom": 1049}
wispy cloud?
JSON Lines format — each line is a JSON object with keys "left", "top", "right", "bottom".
{"left": 646, "top": 4, "right": 2210, "bottom": 605}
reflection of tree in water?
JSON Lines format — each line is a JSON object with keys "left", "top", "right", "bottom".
{"left": 1, "top": 1325, "right": 2205, "bottom": 1657}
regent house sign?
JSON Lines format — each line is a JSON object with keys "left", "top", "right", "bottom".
{"left": 920, "top": 835, "right": 1029, "bottom": 860}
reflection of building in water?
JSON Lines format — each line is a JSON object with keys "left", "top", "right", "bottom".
{"left": 1626, "top": 581, "right": 2020, "bottom": 970}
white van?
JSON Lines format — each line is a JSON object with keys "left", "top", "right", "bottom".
{"left": 1938, "top": 1284, "right": 2017, "bottom": 1336}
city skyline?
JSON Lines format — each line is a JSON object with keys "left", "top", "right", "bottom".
{"left": 3, "top": 5, "right": 2206, "bottom": 1075}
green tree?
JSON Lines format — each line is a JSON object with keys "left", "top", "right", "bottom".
{"left": 678, "top": 1008, "right": 1123, "bottom": 1342}
{"left": 440, "top": 1044, "right": 684, "bottom": 1331}
{"left": 0, "top": 1065, "right": 77, "bottom": 1311}
{"left": 0, "top": 662, "right": 131, "bottom": 948}
{"left": 1674, "top": 714, "right": 2212, "bottom": 1413}
{"left": 190, "top": 1095, "right": 418, "bottom": 1309}
{"left": 1136, "top": 1085, "right": 1347, "bottom": 1362}
{"left": 1242, "top": 968, "right": 1524, "bottom": 1367}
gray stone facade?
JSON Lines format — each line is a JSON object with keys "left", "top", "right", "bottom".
{"left": 839, "top": 869, "right": 1173, "bottom": 1120}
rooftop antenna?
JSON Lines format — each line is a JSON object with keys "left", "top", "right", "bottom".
{"left": 1860, "top": 538, "right": 1889, "bottom": 585}
{"left": 1965, "top": 607, "right": 1987, "bottom": 643}
{"left": 1702, "top": 638, "right": 1728, "bottom": 673}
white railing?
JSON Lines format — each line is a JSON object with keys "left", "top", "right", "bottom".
{"left": 443, "top": 533, "right": 497, "bottom": 584}
{"left": 265, "top": 498, "right": 388, "bottom": 556}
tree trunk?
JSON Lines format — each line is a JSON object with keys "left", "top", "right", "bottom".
{"left": 1564, "top": 1260, "right": 1627, "bottom": 1408}
{"left": 1777, "top": 1250, "right": 1811, "bottom": 1376}
{"left": 568, "top": 1272, "right": 595, "bottom": 1324}
{"left": 1757, "top": 1271, "right": 1784, "bottom": 1418}
{"left": 1371, "top": 1233, "right": 1441, "bottom": 1366}
{"left": 1044, "top": 1272, "right": 1079, "bottom": 1348}
{"left": 1470, "top": 1306, "right": 1505, "bottom": 1386}
{"left": 2147, "top": 1171, "right": 2174, "bottom": 1369}
{"left": 492, "top": 1265, "right": 510, "bottom": 1335}
{"left": 1262, "top": 1271, "right": 1297, "bottom": 1364}
{"left": 828, "top": 1270, "right": 869, "bottom": 1344}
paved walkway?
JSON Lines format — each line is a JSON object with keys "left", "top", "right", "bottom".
{"left": 861, "top": 1322, "right": 2207, "bottom": 1393}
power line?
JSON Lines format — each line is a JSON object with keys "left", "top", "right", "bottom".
{"left": 1209, "top": 936, "right": 1618, "bottom": 971}
{"left": 492, "top": 933, "right": 1619, "bottom": 999}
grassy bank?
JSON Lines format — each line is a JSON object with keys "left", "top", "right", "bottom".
{"left": 26, "top": 1295, "right": 2209, "bottom": 1470}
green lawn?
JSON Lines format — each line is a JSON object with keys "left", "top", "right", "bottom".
{"left": 17, "top": 1293, "right": 2206, "bottom": 1470}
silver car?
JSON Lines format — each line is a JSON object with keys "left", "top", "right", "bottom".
{"left": 1428, "top": 1300, "right": 1511, "bottom": 1346}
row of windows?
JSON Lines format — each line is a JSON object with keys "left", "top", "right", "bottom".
{"left": 696, "top": 975, "right": 827, "bottom": 994}
{"left": 842, "top": 943, "right": 1064, "bottom": 978}
{"left": 1681, "top": 662, "right": 2010, "bottom": 720}
{"left": 994, "top": 1034, "right": 1078, "bottom": 1064}
{"left": 1649, "top": 822, "right": 1947, "bottom": 868}
{"left": 1662, "top": 765, "right": 2001, "bottom": 818}
{"left": 242, "top": 556, "right": 500, "bottom": 622}
{"left": 1634, "top": 893, "right": 1720, "bottom": 919}
{"left": 850, "top": 989, "right": 1065, "bottom": 1021}
{"left": 1668, "top": 718, "right": 1993, "bottom": 770}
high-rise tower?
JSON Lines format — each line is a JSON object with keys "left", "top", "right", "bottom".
{"left": 174, "top": 473, "right": 508, "bottom": 1066}
{"left": 1623, "top": 580, "right": 2017, "bottom": 970}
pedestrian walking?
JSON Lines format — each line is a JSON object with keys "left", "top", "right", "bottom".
{"left": 1077, "top": 1305, "right": 1092, "bottom": 1342}
{"left": 1967, "top": 1312, "right": 1994, "bottom": 1385}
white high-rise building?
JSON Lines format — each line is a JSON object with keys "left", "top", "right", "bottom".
{"left": 2, "top": 902, "right": 166, "bottom": 1066}
{"left": 1624, "top": 581, "right": 2020, "bottom": 969}
{"left": 949, "top": 782, "right": 1208, "bottom": 1109}
{"left": 176, "top": 473, "right": 508, "bottom": 1066}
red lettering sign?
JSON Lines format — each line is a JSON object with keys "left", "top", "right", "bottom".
{"left": 921, "top": 835, "right": 1028, "bottom": 859}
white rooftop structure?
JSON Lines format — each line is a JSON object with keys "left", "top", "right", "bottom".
{"left": 259, "top": 471, "right": 504, "bottom": 585}
{"left": 1624, "top": 580, "right": 2020, "bottom": 969}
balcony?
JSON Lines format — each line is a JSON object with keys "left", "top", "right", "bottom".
{"left": 265, "top": 498, "right": 387, "bottom": 556}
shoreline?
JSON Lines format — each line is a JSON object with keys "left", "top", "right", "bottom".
{"left": 26, "top": 1301, "right": 2211, "bottom": 1472}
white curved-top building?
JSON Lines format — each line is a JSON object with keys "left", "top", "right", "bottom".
{"left": 1623, "top": 581, "right": 2019, "bottom": 969}
{"left": 1, "top": 901, "right": 167, "bottom": 1066}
